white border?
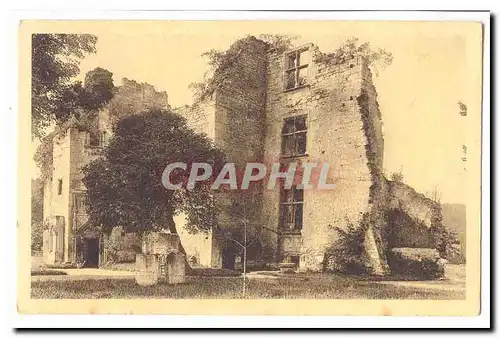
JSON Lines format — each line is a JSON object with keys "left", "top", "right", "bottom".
{"left": 2, "top": 7, "right": 491, "bottom": 330}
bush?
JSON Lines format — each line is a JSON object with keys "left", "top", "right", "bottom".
{"left": 324, "top": 217, "right": 370, "bottom": 275}
{"left": 106, "top": 234, "right": 141, "bottom": 263}
{"left": 387, "top": 247, "right": 445, "bottom": 280}
{"left": 31, "top": 221, "right": 44, "bottom": 254}
{"left": 431, "top": 226, "right": 464, "bottom": 263}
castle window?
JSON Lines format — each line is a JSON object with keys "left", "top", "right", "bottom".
{"left": 73, "top": 193, "right": 86, "bottom": 213}
{"left": 57, "top": 179, "right": 63, "bottom": 196}
{"left": 86, "top": 131, "right": 107, "bottom": 147}
{"left": 86, "top": 132, "right": 100, "bottom": 147}
{"left": 281, "top": 115, "right": 307, "bottom": 157}
{"left": 284, "top": 47, "right": 309, "bottom": 90}
{"left": 100, "top": 131, "right": 107, "bottom": 146}
{"left": 289, "top": 255, "right": 300, "bottom": 266}
{"left": 279, "top": 185, "right": 304, "bottom": 232}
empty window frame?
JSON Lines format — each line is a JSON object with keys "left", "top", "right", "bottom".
{"left": 284, "top": 47, "right": 309, "bottom": 90}
{"left": 57, "top": 179, "right": 63, "bottom": 196}
{"left": 279, "top": 185, "right": 304, "bottom": 232}
{"left": 281, "top": 115, "right": 307, "bottom": 157}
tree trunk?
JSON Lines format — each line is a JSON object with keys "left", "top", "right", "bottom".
{"left": 166, "top": 213, "right": 193, "bottom": 274}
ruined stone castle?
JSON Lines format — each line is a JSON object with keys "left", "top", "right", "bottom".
{"left": 42, "top": 37, "right": 442, "bottom": 273}
{"left": 42, "top": 79, "right": 168, "bottom": 267}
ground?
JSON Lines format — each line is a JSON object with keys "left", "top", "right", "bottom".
{"left": 30, "top": 254, "right": 465, "bottom": 299}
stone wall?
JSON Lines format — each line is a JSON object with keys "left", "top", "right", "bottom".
{"left": 44, "top": 132, "right": 72, "bottom": 262}
{"left": 386, "top": 179, "right": 442, "bottom": 229}
{"left": 42, "top": 79, "right": 169, "bottom": 265}
{"left": 174, "top": 102, "right": 218, "bottom": 267}
{"left": 135, "top": 232, "right": 186, "bottom": 285}
{"left": 175, "top": 37, "right": 269, "bottom": 268}
{"left": 107, "top": 78, "right": 170, "bottom": 122}
{"left": 175, "top": 102, "right": 216, "bottom": 139}
{"left": 173, "top": 40, "right": 389, "bottom": 271}
{"left": 104, "top": 227, "right": 141, "bottom": 263}
{"left": 261, "top": 45, "right": 385, "bottom": 271}
{"left": 175, "top": 214, "right": 213, "bottom": 267}
{"left": 383, "top": 178, "right": 442, "bottom": 254}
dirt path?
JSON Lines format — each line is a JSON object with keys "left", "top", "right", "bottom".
{"left": 32, "top": 268, "right": 135, "bottom": 282}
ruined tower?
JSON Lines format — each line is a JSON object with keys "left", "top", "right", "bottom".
{"left": 177, "top": 37, "right": 388, "bottom": 272}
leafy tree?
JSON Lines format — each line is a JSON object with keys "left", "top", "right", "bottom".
{"left": 81, "top": 67, "right": 114, "bottom": 111}
{"left": 82, "top": 109, "right": 226, "bottom": 248}
{"left": 31, "top": 178, "right": 44, "bottom": 223}
{"left": 34, "top": 130, "right": 57, "bottom": 183}
{"left": 32, "top": 33, "right": 100, "bottom": 138}
{"left": 31, "top": 178, "right": 45, "bottom": 254}
{"left": 33, "top": 66, "right": 115, "bottom": 184}
{"left": 31, "top": 221, "right": 45, "bottom": 254}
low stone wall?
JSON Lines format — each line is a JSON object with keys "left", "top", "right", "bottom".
{"left": 105, "top": 227, "right": 141, "bottom": 263}
{"left": 135, "top": 232, "right": 186, "bottom": 286}
{"left": 387, "top": 247, "right": 446, "bottom": 280}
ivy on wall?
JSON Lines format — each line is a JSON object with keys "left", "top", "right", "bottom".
{"left": 314, "top": 37, "right": 393, "bottom": 75}
{"left": 188, "top": 34, "right": 297, "bottom": 103}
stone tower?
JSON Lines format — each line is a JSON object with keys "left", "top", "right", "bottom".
{"left": 177, "top": 37, "right": 389, "bottom": 273}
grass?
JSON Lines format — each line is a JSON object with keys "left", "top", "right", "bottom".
{"left": 102, "top": 262, "right": 241, "bottom": 277}
{"left": 31, "top": 272, "right": 464, "bottom": 299}
{"left": 31, "top": 269, "right": 68, "bottom": 276}
{"left": 188, "top": 267, "right": 241, "bottom": 277}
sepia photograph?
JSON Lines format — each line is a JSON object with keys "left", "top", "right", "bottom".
{"left": 16, "top": 18, "right": 485, "bottom": 317}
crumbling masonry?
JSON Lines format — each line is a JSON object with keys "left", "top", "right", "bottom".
{"left": 42, "top": 37, "right": 443, "bottom": 273}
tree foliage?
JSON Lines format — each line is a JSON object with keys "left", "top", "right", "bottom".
{"left": 34, "top": 132, "right": 56, "bottom": 182}
{"left": 31, "top": 178, "right": 45, "bottom": 254}
{"left": 82, "top": 109, "right": 226, "bottom": 235}
{"left": 33, "top": 65, "right": 114, "bottom": 183}
{"left": 458, "top": 101, "right": 467, "bottom": 116}
{"left": 324, "top": 216, "right": 370, "bottom": 275}
{"left": 31, "top": 34, "right": 101, "bottom": 138}
{"left": 390, "top": 171, "right": 404, "bottom": 183}
{"left": 31, "top": 178, "right": 44, "bottom": 222}
{"left": 81, "top": 67, "right": 114, "bottom": 111}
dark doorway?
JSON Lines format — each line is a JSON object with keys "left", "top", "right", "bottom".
{"left": 83, "top": 237, "right": 100, "bottom": 268}
{"left": 221, "top": 246, "right": 236, "bottom": 270}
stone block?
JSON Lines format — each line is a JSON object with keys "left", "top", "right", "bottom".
{"left": 135, "top": 251, "right": 186, "bottom": 285}
{"left": 142, "top": 232, "right": 180, "bottom": 255}
{"left": 135, "top": 253, "right": 160, "bottom": 286}
{"left": 159, "top": 252, "right": 186, "bottom": 284}
{"left": 387, "top": 247, "right": 445, "bottom": 280}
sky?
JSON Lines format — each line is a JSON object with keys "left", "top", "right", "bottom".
{"left": 30, "top": 21, "right": 483, "bottom": 204}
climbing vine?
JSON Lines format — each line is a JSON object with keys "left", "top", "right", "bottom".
{"left": 314, "top": 37, "right": 393, "bottom": 75}
{"left": 189, "top": 34, "right": 297, "bottom": 102}
{"left": 34, "top": 113, "right": 100, "bottom": 183}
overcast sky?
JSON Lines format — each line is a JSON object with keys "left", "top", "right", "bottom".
{"left": 31, "top": 21, "right": 482, "bottom": 204}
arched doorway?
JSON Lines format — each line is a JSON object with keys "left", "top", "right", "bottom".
{"left": 221, "top": 245, "right": 236, "bottom": 270}
{"left": 80, "top": 236, "right": 100, "bottom": 268}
